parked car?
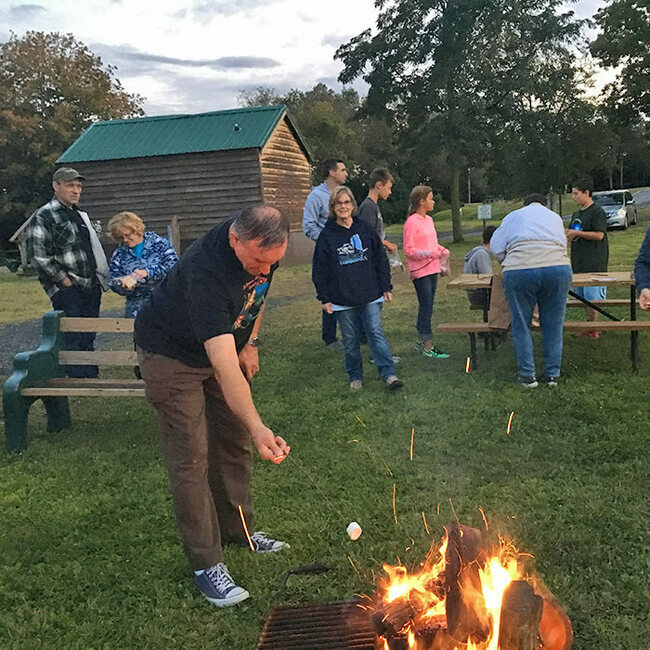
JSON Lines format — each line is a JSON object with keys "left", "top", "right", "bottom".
{"left": 592, "top": 190, "right": 638, "bottom": 229}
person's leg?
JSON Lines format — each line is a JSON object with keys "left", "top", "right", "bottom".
{"left": 537, "top": 266, "right": 573, "bottom": 379}
{"left": 322, "top": 309, "right": 338, "bottom": 346}
{"left": 51, "top": 285, "right": 99, "bottom": 378}
{"left": 413, "top": 275, "right": 434, "bottom": 346}
{"left": 360, "top": 302, "right": 395, "bottom": 380}
{"left": 336, "top": 308, "right": 363, "bottom": 382}
{"left": 137, "top": 348, "right": 221, "bottom": 570}
{"left": 203, "top": 377, "right": 254, "bottom": 545}
{"left": 502, "top": 269, "right": 539, "bottom": 379}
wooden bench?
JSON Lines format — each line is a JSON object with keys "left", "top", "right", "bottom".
{"left": 2, "top": 311, "right": 143, "bottom": 452}
{"left": 436, "top": 320, "right": 650, "bottom": 370}
{"left": 566, "top": 299, "right": 631, "bottom": 307}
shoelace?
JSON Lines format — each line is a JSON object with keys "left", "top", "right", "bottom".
{"left": 250, "top": 532, "right": 275, "bottom": 549}
{"left": 205, "top": 564, "right": 235, "bottom": 592}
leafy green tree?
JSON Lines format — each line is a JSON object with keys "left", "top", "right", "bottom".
{"left": 0, "top": 31, "right": 144, "bottom": 248}
{"left": 590, "top": 0, "right": 650, "bottom": 122}
{"left": 336, "top": 0, "right": 584, "bottom": 241}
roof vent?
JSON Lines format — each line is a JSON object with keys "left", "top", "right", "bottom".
{"left": 234, "top": 123, "right": 240, "bottom": 132}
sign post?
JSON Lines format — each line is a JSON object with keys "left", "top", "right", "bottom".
{"left": 477, "top": 204, "right": 492, "bottom": 233}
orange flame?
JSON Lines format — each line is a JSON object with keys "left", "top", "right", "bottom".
{"left": 410, "top": 428, "right": 414, "bottom": 461}
{"left": 506, "top": 411, "right": 515, "bottom": 435}
{"left": 237, "top": 504, "right": 255, "bottom": 551}
{"left": 465, "top": 356, "right": 471, "bottom": 373}
{"left": 392, "top": 484, "right": 398, "bottom": 524}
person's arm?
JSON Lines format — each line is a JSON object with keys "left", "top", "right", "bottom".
{"left": 372, "top": 230, "right": 392, "bottom": 294}
{"left": 565, "top": 229, "right": 605, "bottom": 242}
{"left": 488, "top": 223, "right": 507, "bottom": 263}
{"left": 311, "top": 235, "right": 332, "bottom": 308}
{"left": 204, "top": 334, "right": 290, "bottom": 462}
{"left": 26, "top": 213, "right": 69, "bottom": 287}
{"left": 383, "top": 239, "right": 398, "bottom": 252}
{"left": 237, "top": 303, "right": 264, "bottom": 380}
{"left": 302, "top": 194, "right": 323, "bottom": 242}
{"left": 140, "top": 237, "right": 179, "bottom": 280}
{"left": 402, "top": 219, "right": 432, "bottom": 260}
{"left": 634, "top": 227, "right": 650, "bottom": 310}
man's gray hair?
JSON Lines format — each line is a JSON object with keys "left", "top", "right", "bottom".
{"left": 231, "top": 205, "right": 289, "bottom": 248}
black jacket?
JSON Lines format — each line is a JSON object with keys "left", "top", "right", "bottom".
{"left": 312, "top": 217, "right": 391, "bottom": 306}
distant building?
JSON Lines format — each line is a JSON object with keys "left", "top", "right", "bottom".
{"left": 56, "top": 104, "right": 314, "bottom": 263}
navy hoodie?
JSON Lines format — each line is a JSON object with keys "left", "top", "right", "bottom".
{"left": 312, "top": 217, "right": 391, "bottom": 306}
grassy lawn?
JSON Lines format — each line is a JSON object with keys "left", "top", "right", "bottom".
{"left": 1, "top": 225, "right": 649, "bottom": 649}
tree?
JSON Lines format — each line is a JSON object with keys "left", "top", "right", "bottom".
{"left": 336, "top": 0, "right": 585, "bottom": 241}
{"left": 0, "top": 31, "right": 144, "bottom": 248}
{"left": 590, "top": 0, "right": 650, "bottom": 122}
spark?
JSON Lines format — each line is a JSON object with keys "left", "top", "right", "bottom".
{"left": 355, "top": 416, "right": 366, "bottom": 427}
{"left": 409, "top": 428, "right": 414, "bottom": 461}
{"left": 465, "top": 356, "right": 471, "bottom": 373}
{"left": 479, "top": 506, "right": 489, "bottom": 530}
{"left": 392, "top": 484, "right": 398, "bottom": 524}
{"left": 506, "top": 411, "right": 515, "bottom": 435}
{"left": 421, "top": 512, "right": 430, "bottom": 535}
{"left": 237, "top": 504, "right": 255, "bottom": 551}
{"left": 437, "top": 503, "right": 440, "bottom": 515}
{"left": 347, "top": 555, "right": 364, "bottom": 580}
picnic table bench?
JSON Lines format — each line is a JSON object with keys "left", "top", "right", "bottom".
{"left": 440, "top": 272, "right": 649, "bottom": 370}
{"left": 3, "top": 311, "right": 142, "bottom": 452}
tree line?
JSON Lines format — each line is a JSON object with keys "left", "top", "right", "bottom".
{"left": 1, "top": 0, "right": 648, "bottom": 253}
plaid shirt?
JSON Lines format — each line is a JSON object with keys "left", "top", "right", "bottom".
{"left": 26, "top": 198, "right": 100, "bottom": 297}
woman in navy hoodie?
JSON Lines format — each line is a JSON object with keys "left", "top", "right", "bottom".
{"left": 312, "top": 186, "right": 403, "bottom": 391}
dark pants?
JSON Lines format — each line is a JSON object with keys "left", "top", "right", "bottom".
{"left": 322, "top": 309, "right": 338, "bottom": 345}
{"left": 137, "top": 348, "right": 253, "bottom": 570}
{"left": 51, "top": 284, "right": 102, "bottom": 378}
{"left": 412, "top": 273, "right": 439, "bottom": 340}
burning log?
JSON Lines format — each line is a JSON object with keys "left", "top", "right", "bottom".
{"left": 498, "top": 580, "right": 544, "bottom": 650}
{"left": 372, "top": 596, "right": 424, "bottom": 639}
{"left": 444, "top": 523, "right": 490, "bottom": 643}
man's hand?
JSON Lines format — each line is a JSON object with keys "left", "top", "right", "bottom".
{"left": 238, "top": 343, "right": 259, "bottom": 381}
{"left": 250, "top": 425, "right": 291, "bottom": 463}
{"left": 132, "top": 269, "right": 148, "bottom": 280}
{"left": 61, "top": 276, "right": 72, "bottom": 288}
{"left": 322, "top": 302, "right": 333, "bottom": 314}
{"left": 384, "top": 291, "right": 393, "bottom": 302}
{"left": 384, "top": 240, "right": 398, "bottom": 253}
{"left": 565, "top": 229, "right": 579, "bottom": 241}
{"left": 639, "top": 288, "right": 650, "bottom": 311}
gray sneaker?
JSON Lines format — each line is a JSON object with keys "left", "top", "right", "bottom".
{"left": 249, "top": 531, "right": 289, "bottom": 553}
{"left": 194, "top": 563, "right": 250, "bottom": 607}
{"left": 350, "top": 380, "right": 363, "bottom": 390}
{"left": 385, "top": 375, "right": 404, "bottom": 391}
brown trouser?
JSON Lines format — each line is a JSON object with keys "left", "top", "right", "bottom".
{"left": 137, "top": 347, "right": 253, "bottom": 570}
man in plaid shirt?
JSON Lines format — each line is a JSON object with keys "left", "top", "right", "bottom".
{"left": 26, "top": 168, "right": 109, "bottom": 378}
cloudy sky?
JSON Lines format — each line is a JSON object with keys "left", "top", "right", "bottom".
{"left": 1, "top": 0, "right": 607, "bottom": 116}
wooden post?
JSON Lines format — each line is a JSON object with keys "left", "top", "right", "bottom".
{"left": 167, "top": 215, "right": 181, "bottom": 254}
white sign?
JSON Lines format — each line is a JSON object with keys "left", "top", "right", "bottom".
{"left": 477, "top": 204, "right": 492, "bottom": 220}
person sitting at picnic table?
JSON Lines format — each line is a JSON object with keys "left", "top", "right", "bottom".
{"left": 634, "top": 225, "right": 650, "bottom": 311}
{"left": 403, "top": 185, "right": 450, "bottom": 359}
{"left": 489, "top": 193, "right": 572, "bottom": 388}
{"left": 107, "top": 211, "right": 179, "bottom": 318}
{"left": 312, "top": 186, "right": 403, "bottom": 391}
{"left": 463, "top": 225, "right": 496, "bottom": 310}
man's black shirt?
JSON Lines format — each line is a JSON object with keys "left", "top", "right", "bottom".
{"left": 135, "top": 218, "right": 277, "bottom": 367}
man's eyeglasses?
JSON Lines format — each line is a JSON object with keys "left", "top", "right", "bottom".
{"left": 335, "top": 200, "right": 353, "bottom": 207}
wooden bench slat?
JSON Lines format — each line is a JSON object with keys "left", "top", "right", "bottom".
{"left": 58, "top": 350, "right": 138, "bottom": 365}
{"left": 437, "top": 320, "right": 650, "bottom": 333}
{"left": 21, "top": 387, "right": 145, "bottom": 397}
{"left": 566, "top": 299, "right": 630, "bottom": 306}
{"left": 59, "top": 317, "right": 134, "bottom": 332}
{"left": 46, "top": 378, "right": 145, "bottom": 388}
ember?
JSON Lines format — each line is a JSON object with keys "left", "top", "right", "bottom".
{"left": 370, "top": 523, "right": 573, "bottom": 650}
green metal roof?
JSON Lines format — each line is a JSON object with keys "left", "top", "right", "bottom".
{"left": 58, "top": 104, "right": 307, "bottom": 163}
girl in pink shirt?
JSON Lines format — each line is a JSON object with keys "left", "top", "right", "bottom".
{"left": 403, "top": 185, "right": 450, "bottom": 358}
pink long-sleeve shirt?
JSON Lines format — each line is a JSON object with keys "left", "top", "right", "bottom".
{"left": 403, "top": 213, "right": 447, "bottom": 280}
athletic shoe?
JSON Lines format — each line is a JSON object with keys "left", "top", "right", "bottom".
{"left": 384, "top": 375, "right": 404, "bottom": 390}
{"left": 326, "top": 340, "right": 343, "bottom": 350}
{"left": 370, "top": 356, "right": 401, "bottom": 365}
{"left": 414, "top": 340, "right": 425, "bottom": 351}
{"left": 539, "top": 375, "right": 559, "bottom": 387}
{"left": 516, "top": 375, "right": 538, "bottom": 388}
{"left": 350, "top": 380, "right": 363, "bottom": 390}
{"left": 194, "top": 563, "right": 250, "bottom": 607}
{"left": 422, "top": 346, "right": 450, "bottom": 359}
{"left": 249, "top": 531, "right": 289, "bottom": 553}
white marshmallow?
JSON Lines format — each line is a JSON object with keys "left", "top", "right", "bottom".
{"left": 346, "top": 521, "right": 362, "bottom": 540}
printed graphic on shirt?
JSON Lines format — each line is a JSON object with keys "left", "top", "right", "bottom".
{"left": 234, "top": 275, "right": 270, "bottom": 331}
{"left": 337, "top": 233, "right": 367, "bottom": 266}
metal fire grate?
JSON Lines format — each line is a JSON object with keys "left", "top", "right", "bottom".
{"left": 256, "top": 600, "right": 377, "bottom": 649}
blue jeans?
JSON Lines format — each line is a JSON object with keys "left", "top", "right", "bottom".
{"left": 412, "top": 274, "right": 439, "bottom": 340}
{"left": 322, "top": 309, "right": 338, "bottom": 345}
{"left": 336, "top": 302, "right": 396, "bottom": 381}
{"left": 502, "top": 265, "right": 572, "bottom": 378}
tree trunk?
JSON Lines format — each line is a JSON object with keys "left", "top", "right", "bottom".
{"left": 450, "top": 159, "right": 464, "bottom": 243}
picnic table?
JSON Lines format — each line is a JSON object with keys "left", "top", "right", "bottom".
{"left": 444, "top": 271, "right": 648, "bottom": 370}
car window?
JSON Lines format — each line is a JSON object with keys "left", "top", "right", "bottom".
{"left": 593, "top": 193, "right": 623, "bottom": 206}
{"left": 625, "top": 192, "right": 633, "bottom": 203}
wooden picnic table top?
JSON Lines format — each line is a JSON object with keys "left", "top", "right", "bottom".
{"left": 447, "top": 271, "right": 635, "bottom": 289}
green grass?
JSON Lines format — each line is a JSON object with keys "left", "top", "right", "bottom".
{"left": 1, "top": 225, "right": 649, "bottom": 649}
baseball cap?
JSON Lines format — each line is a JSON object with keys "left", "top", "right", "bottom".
{"left": 53, "top": 167, "right": 85, "bottom": 182}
